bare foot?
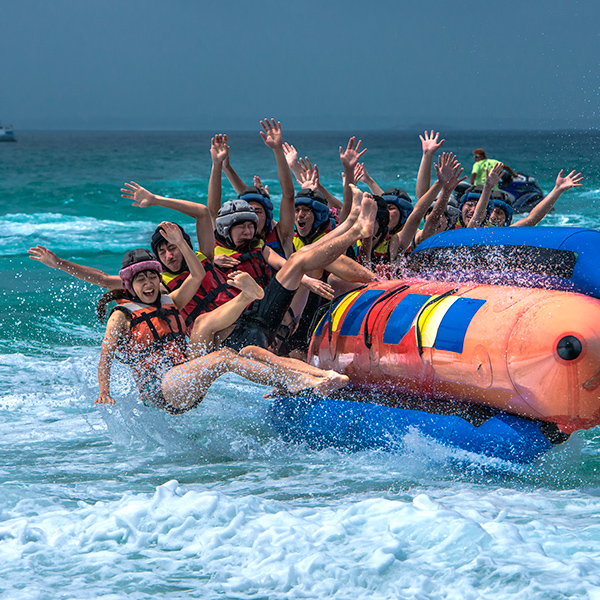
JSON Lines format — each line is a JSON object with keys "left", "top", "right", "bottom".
{"left": 314, "top": 370, "right": 350, "bottom": 397}
{"left": 347, "top": 184, "right": 363, "bottom": 223}
{"left": 227, "top": 271, "right": 265, "bottom": 301}
{"left": 353, "top": 193, "right": 376, "bottom": 239}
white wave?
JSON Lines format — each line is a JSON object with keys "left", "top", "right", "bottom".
{"left": 1, "top": 480, "right": 600, "bottom": 599}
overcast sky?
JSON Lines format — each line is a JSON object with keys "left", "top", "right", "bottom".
{"left": 2, "top": 0, "right": 599, "bottom": 130}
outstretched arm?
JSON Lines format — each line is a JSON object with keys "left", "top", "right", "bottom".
{"left": 416, "top": 130, "right": 445, "bottom": 200}
{"left": 28, "top": 245, "right": 121, "bottom": 289}
{"left": 122, "top": 182, "right": 214, "bottom": 261}
{"left": 513, "top": 170, "right": 584, "bottom": 227}
{"left": 260, "top": 118, "right": 295, "bottom": 247}
{"left": 339, "top": 136, "right": 367, "bottom": 223}
{"left": 468, "top": 162, "right": 503, "bottom": 228}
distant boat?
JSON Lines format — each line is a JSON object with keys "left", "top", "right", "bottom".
{"left": 0, "top": 124, "right": 16, "bottom": 142}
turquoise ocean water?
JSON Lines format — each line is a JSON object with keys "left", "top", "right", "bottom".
{"left": 2, "top": 130, "right": 600, "bottom": 599}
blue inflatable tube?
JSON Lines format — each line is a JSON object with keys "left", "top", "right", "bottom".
{"left": 409, "top": 227, "right": 600, "bottom": 299}
{"left": 269, "top": 391, "right": 568, "bottom": 464}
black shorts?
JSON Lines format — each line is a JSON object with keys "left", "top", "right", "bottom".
{"left": 223, "top": 276, "right": 297, "bottom": 351}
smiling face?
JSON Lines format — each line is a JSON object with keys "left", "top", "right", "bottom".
{"left": 295, "top": 206, "right": 315, "bottom": 237}
{"left": 489, "top": 206, "right": 507, "bottom": 226}
{"left": 156, "top": 241, "right": 184, "bottom": 273}
{"left": 230, "top": 220, "right": 257, "bottom": 248}
{"left": 461, "top": 199, "right": 478, "bottom": 226}
{"left": 248, "top": 201, "right": 267, "bottom": 234}
{"left": 132, "top": 270, "right": 161, "bottom": 304}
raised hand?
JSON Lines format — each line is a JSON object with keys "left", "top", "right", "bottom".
{"left": 28, "top": 245, "right": 60, "bottom": 268}
{"left": 121, "top": 181, "right": 156, "bottom": 208}
{"left": 419, "top": 130, "right": 445, "bottom": 155}
{"left": 210, "top": 134, "right": 229, "bottom": 165}
{"left": 253, "top": 175, "right": 269, "bottom": 197}
{"left": 282, "top": 142, "right": 299, "bottom": 169}
{"left": 484, "top": 162, "right": 505, "bottom": 189}
{"left": 158, "top": 221, "right": 184, "bottom": 246}
{"left": 298, "top": 163, "right": 320, "bottom": 190}
{"left": 339, "top": 136, "right": 367, "bottom": 172}
{"left": 555, "top": 169, "right": 584, "bottom": 192}
{"left": 354, "top": 162, "right": 366, "bottom": 182}
{"left": 434, "top": 152, "right": 461, "bottom": 187}
{"left": 260, "top": 118, "right": 283, "bottom": 149}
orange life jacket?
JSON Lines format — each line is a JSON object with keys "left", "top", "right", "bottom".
{"left": 112, "top": 295, "right": 188, "bottom": 395}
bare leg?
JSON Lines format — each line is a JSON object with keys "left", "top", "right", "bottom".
{"left": 187, "top": 271, "right": 264, "bottom": 358}
{"left": 161, "top": 348, "right": 349, "bottom": 411}
{"left": 276, "top": 190, "right": 377, "bottom": 292}
{"left": 239, "top": 345, "right": 350, "bottom": 396}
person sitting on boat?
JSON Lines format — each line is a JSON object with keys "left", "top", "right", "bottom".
{"left": 95, "top": 236, "right": 349, "bottom": 413}
{"left": 468, "top": 168, "right": 584, "bottom": 228}
{"left": 469, "top": 149, "right": 517, "bottom": 187}
{"left": 208, "top": 119, "right": 295, "bottom": 258}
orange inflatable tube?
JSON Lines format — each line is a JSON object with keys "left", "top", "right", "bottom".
{"left": 309, "top": 279, "right": 600, "bottom": 434}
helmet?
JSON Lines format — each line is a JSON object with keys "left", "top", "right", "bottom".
{"left": 295, "top": 189, "right": 331, "bottom": 232}
{"left": 238, "top": 186, "right": 274, "bottom": 232}
{"left": 119, "top": 248, "right": 162, "bottom": 296}
{"left": 216, "top": 199, "right": 259, "bottom": 246}
{"left": 489, "top": 199, "right": 514, "bottom": 226}
{"left": 382, "top": 189, "right": 413, "bottom": 233}
{"left": 150, "top": 223, "right": 193, "bottom": 270}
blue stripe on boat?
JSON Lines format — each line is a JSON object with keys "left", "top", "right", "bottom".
{"left": 339, "top": 290, "right": 386, "bottom": 337}
{"left": 383, "top": 294, "right": 431, "bottom": 345}
{"left": 434, "top": 298, "right": 486, "bottom": 353}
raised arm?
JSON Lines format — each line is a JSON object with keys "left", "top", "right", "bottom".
{"left": 296, "top": 156, "right": 343, "bottom": 211}
{"left": 416, "top": 130, "right": 445, "bottom": 200}
{"left": 157, "top": 222, "right": 205, "bottom": 309}
{"left": 28, "top": 245, "right": 121, "bottom": 289}
{"left": 513, "top": 170, "right": 584, "bottom": 227}
{"left": 206, "top": 134, "right": 231, "bottom": 224}
{"left": 355, "top": 163, "right": 385, "bottom": 196}
{"left": 339, "top": 136, "right": 367, "bottom": 223}
{"left": 122, "top": 182, "right": 215, "bottom": 260}
{"left": 220, "top": 134, "right": 248, "bottom": 195}
{"left": 416, "top": 159, "right": 465, "bottom": 245}
{"left": 468, "top": 162, "right": 503, "bottom": 228}
{"left": 260, "top": 118, "right": 295, "bottom": 244}
{"left": 393, "top": 153, "right": 459, "bottom": 257}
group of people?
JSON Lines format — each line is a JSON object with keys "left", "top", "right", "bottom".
{"left": 28, "top": 121, "right": 584, "bottom": 415}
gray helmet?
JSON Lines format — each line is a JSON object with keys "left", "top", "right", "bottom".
{"left": 215, "top": 199, "right": 259, "bottom": 246}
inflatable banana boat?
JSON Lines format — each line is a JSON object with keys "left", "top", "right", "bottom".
{"left": 269, "top": 227, "right": 600, "bottom": 463}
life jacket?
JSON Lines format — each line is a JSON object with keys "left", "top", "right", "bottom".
{"left": 292, "top": 225, "right": 331, "bottom": 252}
{"left": 263, "top": 225, "right": 286, "bottom": 257}
{"left": 161, "top": 251, "right": 238, "bottom": 331}
{"left": 215, "top": 241, "right": 272, "bottom": 289}
{"left": 352, "top": 237, "right": 391, "bottom": 266}
{"left": 112, "top": 294, "right": 188, "bottom": 397}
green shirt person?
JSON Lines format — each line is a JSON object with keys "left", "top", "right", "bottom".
{"left": 469, "top": 148, "right": 516, "bottom": 187}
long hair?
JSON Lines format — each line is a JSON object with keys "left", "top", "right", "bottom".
{"left": 96, "top": 289, "right": 129, "bottom": 322}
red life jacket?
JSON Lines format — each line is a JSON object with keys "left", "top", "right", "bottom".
{"left": 112, "top": 295, "right": 188, "bottom": 396}
{"left": 263, "top": 226, "right": 285, "bottom": 257}
{"left": 215, "top": 241, "right": 272, "bottom": 289}
{"left": 162, "top": 256, "right": 238, "bottom": 332}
